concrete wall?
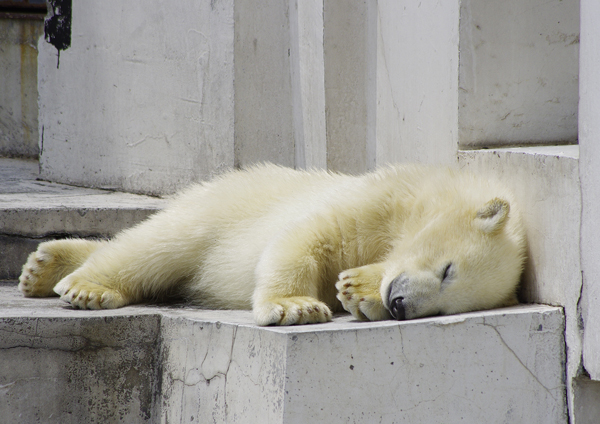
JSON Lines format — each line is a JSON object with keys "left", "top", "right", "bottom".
{"left": 323, "top": 0, "right": 371, "bottom": 173}
{"left": 458, "top": 0, "right": 579, "bottom": 148}
{"left": 0, "top": 17, "right": 43, "bottom": 158}
{"left": 38, "top": 0, "right": 236, "bottom": 196}
{"left": 38, "top": 0, "right": 464, "bottom": 194}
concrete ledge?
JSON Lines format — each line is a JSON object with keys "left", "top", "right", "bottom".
{"left": 0, "top": 284, "right": 566, "bottom": 424}
{"left": 0, "top": 159, "right": 167, "bottom": 280}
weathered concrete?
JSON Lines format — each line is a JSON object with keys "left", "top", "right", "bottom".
{"left": 0, "top": 284, "right": 566, "bottom": 424}
{"left": 0, "top": 284, "right": 163, "bottom": 424}
{"left": 0, "top": 17, "right": 44, "bottom": 158}
{"left": 459, "top": 145, "right": 581, "bottom": 423}
{"left": 0, "top": 158, "right": 166, "bottom": 280}
{"left": 458, "top": 0, "right": 579, "bottom": 148}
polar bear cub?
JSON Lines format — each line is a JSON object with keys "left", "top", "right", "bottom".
{"left": 19, "top": 164, "right": 526, "bottom": 325}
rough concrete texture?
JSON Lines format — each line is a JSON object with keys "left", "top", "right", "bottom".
{"left": 459, "top": 145, "right": 581, "bottom": 423}
{"left": 0, "top": 284, "right": 566, "bottom": 424}
{"left": 458, "top": 0, "right": 579, "bottom": 148}
{"left": 0, "top": 18, "right": 44, "bottom": 158}
{"left": 0, "top": 285, "right": 162, "bottom": 424}
{"left": 0, "top": 158, "right": 166, "bottom": 280}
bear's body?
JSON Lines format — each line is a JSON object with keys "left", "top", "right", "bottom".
{"left": 19, "top": 164, "right": 526, "bottom": 325}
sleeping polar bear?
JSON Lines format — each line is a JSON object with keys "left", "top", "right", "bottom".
{"left": 19, "top": 164, "right": 526, "bottom": 325}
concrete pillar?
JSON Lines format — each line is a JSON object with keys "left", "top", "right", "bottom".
{"left": 323, "top": 0, "right": 371, "bottom": 174}
{"left": 233, "top": 0, "right": 294, "bottom": 170}
{"left": 289, "top": 0, "right": 327, "bottom": 170}
{"left": 372, "top": 0, "right": 460, "bottom": 166}
{"left": 323, "top": 0, "right": 460, "bottom": 171}
{"left": 234, "top": 0, "right": 326, "bottom": 171}
{"left": 458, "top": 0, "right": 579, "bottom": 148}
{"left": 579, "top": 0, "right": 600, "bottom": 396}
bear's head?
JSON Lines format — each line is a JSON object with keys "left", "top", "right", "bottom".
{"left": 380, "top": 179, "right": 527, "bottom": 321}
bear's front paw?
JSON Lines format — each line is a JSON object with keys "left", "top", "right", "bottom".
{"left": 19, "top": 246, "right": 61, "bottom": 297}
{"left": 54, "top": 274, "right": 127, "bottom": 310}
{"left": 336, "top": 265, "right": 391, "bottom": 321}
{"left": 253, "top": 296, "right": 332, "bottom": 326}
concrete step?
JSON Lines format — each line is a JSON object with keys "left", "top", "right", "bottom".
{"left": 0, "top": 284, "right": 566, "bottom": 424}
{"left": 0, "top": 158, "right": 167, "bottom": 280}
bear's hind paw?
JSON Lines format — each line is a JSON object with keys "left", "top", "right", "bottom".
{"left": 253, "top": 297, "right": 332, "bottom": 326}
{"left": 54, "top": 275, "right": 127, "bottom": 310}
{"left": 19, "top": 247, "right": 61, "bottom": 297}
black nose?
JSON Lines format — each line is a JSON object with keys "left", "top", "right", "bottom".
{"left": 390, "top": 296, "right": 406, "bottom": 321}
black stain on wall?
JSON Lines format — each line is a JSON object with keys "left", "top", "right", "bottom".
{"left": 44, "top": 0, "right": 72, "bottom": 68}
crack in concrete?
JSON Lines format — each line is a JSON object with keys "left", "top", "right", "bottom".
{"left": 396, "top": 325, "right": 409, "bottom": 364}
{"left": 482, "top": 318, "right": 555, "bottom": 399}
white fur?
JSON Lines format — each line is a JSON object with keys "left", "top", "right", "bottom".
{"left": 19, "top": 164, "right": 526, "bottom": 325}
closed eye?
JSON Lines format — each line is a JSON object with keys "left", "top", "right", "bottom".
{"left": 442, "top": 263, "right": 453, "bottom": 282}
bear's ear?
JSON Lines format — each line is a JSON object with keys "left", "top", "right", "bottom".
{"left": 475, "top": 198, "right": 510, "bottom": 234}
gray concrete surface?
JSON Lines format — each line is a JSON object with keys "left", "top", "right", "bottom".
{"left": 0, "top": 283, "right": 566, "bottom": 424}
{"left": 0, "top": 158, "right": 166, "bottom": 280}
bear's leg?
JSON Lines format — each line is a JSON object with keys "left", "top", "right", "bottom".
{"left": 52, "top": 211, "right": 204, "bottom": 309}
{"left": 19, "top": 239, "right": 106, "bottom": 297}
{"left": 252, "top": 229, "right": 340, "bottom": 325}
{"left": 51, "top": 239, "right": 159, "bottom": 309}
{"left": 335, "top": 263, "right": 392, "bottom": 321}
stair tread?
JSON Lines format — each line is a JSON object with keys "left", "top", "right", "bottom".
{"left": 0, "top": 158, "right": 167, "bottom": 210}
